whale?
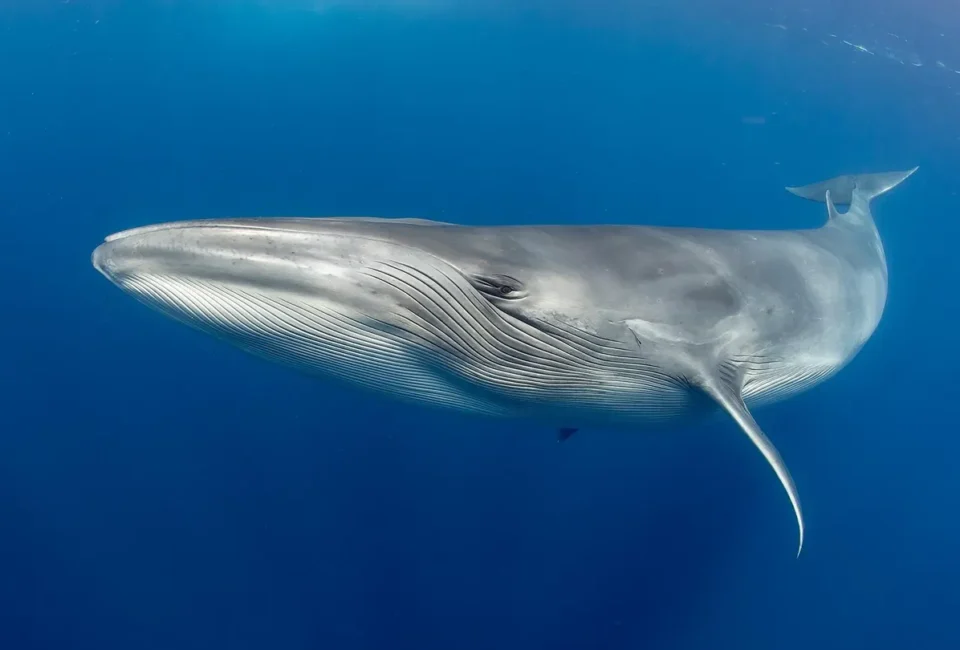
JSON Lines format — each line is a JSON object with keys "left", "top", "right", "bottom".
{"left": 91, "top": 168, "right": 917, "bottom": 555}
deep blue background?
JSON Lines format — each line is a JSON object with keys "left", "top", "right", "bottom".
{"left": 2, "top": 2, "right": 959, "bottom": 648}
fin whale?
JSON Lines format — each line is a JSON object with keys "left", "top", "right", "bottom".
{"left": 91, "top": 167, "right": 917, "bottom": 555}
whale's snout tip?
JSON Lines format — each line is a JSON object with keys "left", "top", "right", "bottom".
{"left": 92, "top": 237, "right": 123, "bottom": 281}
{"left": 92, "top": 225, "right": 164, "bottom": 280}
{"left": 91, "top": 240, "right": 109, "bottom": 275}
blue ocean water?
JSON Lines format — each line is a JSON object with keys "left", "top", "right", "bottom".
{"left": 2, "top": 1, "right": 958, "bottom": 648}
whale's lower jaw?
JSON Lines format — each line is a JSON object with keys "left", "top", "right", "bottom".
{"left": 111, "top": 273, "right": 715, "bottom": 426}
{"left": 118, "top": 272, "right": 513, "bottom": 417}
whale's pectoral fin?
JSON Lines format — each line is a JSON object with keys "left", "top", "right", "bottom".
{"left": 697, "top": 363, "right": 805, "bottom": 557}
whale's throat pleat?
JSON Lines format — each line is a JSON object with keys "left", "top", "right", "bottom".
{"left": 122, "top": 269, "right": 693, "bottom": 424}
{"left": 123, "top": 273, "right": 507, "bottom": 416}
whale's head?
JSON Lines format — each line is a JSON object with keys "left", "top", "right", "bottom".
{"left": 92, "top": 217, "right": 683, "bottom": 420}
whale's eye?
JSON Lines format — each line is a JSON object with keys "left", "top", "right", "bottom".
{"left": 470, "top": 273, "right": 527, "bottom": 300}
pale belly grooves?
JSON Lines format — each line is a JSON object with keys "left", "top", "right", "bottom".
{"left": 122, "top": 266, "right": 698, "bottom": 425}
{"left": 125, "top": 274, "right": 507, "bottom": 416}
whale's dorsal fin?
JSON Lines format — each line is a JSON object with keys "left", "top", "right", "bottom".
{"left": 697, "top": 362, "right": 805, "bottom": 557}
